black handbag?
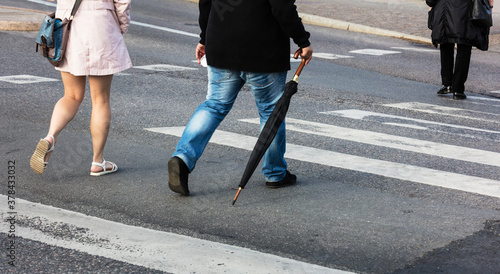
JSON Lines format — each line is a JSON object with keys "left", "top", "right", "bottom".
{"left": 471, "top": 0, "right": 493, "bottom": 28}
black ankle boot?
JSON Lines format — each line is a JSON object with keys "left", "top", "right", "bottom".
{"left": 453, "top": 92, "right": 466, "bottom": 100}
{"left": 437, "top": 85, "right": 451, "bottom": 94}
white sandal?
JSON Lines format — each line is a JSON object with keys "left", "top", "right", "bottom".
{"left": 30, "top": 135, "right": 55, "bottom": 175}
{"left": 90, "top": 159, "right": 118, "bottom": 176}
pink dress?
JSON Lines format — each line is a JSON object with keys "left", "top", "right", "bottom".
{"left": 55, "top": 0, "right": 132, "bottom": 76}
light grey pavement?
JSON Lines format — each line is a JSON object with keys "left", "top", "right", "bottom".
{"left": 0, "top": 5, "right": 48, "bottom": 31}
{"left": 296, "top": 0, "right": 500, "bottom": 52}
{"left": 2, "top": 0, "right": 500, "bottom": 52}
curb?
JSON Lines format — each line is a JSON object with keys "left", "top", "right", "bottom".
{"left": 0, "top": 6, "right": 48, "bottom": 31}
{"left": 184, "top": 0, "right": 431, "bottom": 45}
{"left": 299, "top": 13, "right": 432, "bottom": 45}
{"left": 0, "top": 3, "right": 431, "bottom": 46}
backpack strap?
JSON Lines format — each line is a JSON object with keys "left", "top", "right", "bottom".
{"left": 69, "top": 0, "right": 83, "bottom": 20}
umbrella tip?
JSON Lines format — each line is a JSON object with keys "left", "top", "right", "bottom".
{"left": 232, "top": 187, "right": 242, "bottom": 206}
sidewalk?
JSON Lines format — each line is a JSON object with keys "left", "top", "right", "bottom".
{"left": 1, "top": 1, "right": 499, "bottom": 51}
{"left": 297, "top": 0, "right": 432, "bottom": 44}
{"left": 295, "top": 0, "right": 500, "bottom": 52}
{"left": 0, "top": 5, "right": 48, "bottom": 32}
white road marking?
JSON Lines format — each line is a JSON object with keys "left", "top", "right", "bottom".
{"left": 384, "top": 102, "right": 500, "bottom": 124}
{"left": 146, "top": 127, "right": 500, "bottom": 199}
{"left": 240, "top": 118, "right": 500, "bottom": 168}
{"left": 114, "top": 72, "right": 132, "bottom": 76}
{"left": 349, "top": 49, "right": 401, "bottom": 56}
{"left": 382, "top": 122, "right": 429, "bottom": 130}
{"left": 391, "top": 47, "right": 438, "bottom": 52}
{"left": 462, "top": 96, "right": 500, "bottom": 109}
{"left": 467, "top": 95, "right": 500, "bottom": 103}
{"left": 0, "top": 75, "right": 59, "bottom": 84}
{"left": 28, "top": 0, "right": 200, "bottom": 38}
{"left": 313, "top": 53, "right": 354, "bottom": 60}
{"left": 28, "top": 0, "right": 56, "bottom": 7}
{"left": 129, "top": 21, "right": 199, "bottom": 38}
{"left": 133, "top": 64, "right": 197, "bottom": 72}
{"left": 322, "top": 109, "right": 500, "bottom": 135}
{"left": 0, "top": 195, "right": 347, "bottom": 274}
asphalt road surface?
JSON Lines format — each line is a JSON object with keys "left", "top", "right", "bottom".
{"left": 1, "top": 0, "right": 500, "bottom": 273}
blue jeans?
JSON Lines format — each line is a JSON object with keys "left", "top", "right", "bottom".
{"left": 172, "top": 66, "right": 288, "bottom": 182}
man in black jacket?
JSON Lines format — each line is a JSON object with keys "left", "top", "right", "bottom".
{"left": 168, "top": 0, "right": 313, "bottom": 196}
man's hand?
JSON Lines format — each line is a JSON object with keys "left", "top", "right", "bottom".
{"left": 196, "top": 43, "right": 206, "bottom": 65}
{"left": 294, "top": 46, "right": 313, "bottom": 65}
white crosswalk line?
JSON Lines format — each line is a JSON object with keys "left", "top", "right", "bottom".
{"left": 28, "top": 0, "right": 56, "bottom": 7}
{"left": 134, "top": 64, "right": 197, "bottom": 72}
{"left": 146, "top": 127, "right": 500, "bottom": 199}
{"left": 384, "top": 102, "right": 500, "bottom": 124}
{"left": 0, "top": 75, "right": 59, "bottom": 84}
{"left": 322, "top": 109, "right": 500, "bottom": 136}
{"left": 466, "top": 95, "right": 500, "bottom": 103}
{"left": 313, "top": 53, "right": 354, "bottom": 60}
{"left": 130, "top": 21, "right": 199, "bottom": 38}
{"left": 391, "top": 47, "right": 438, "bottom": 53}
{"left": 0, "top": 195, "right": 348, "bottom": 274}
{"left": 239, "top": 118, "right": 500, "bottom": 168}
{"left": 349, "top": 49, "right": 401, "bottom": 56}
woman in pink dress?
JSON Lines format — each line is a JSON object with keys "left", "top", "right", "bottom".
{"left": 31, "top": 0, "right": 132, "bottom": 176}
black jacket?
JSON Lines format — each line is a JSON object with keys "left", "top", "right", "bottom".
{"left": 199, "top": 0, "right": 311, "bottom": 72}
{"left": 427, "top": 0, "right": 489, "bottom": 50}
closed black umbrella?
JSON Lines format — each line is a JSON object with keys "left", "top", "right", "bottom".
{"left": 232, "top": 57, "right": 306, "bottom": 205}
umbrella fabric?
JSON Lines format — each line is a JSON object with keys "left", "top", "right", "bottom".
{"left": 237, "top": 80, "right": 297, "bottom": 189}
{"left": 232, "top": 58, "right": 305, "bottom": 205}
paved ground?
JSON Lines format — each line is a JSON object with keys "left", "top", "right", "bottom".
{"left": 1, "top": 1, "right": 499, "bottom": 273}
{"left": 295, "top": 0, "right": 500, "bottom": 52}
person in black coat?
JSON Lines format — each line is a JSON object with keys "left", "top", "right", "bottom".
{"left": 427, "top": 0, "right": 493, "bottom": 99}
{"left": 167, "top": 0, "right": 313, "bottom": 196}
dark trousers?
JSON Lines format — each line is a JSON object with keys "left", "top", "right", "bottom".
{"left": 440, "top": 43, "right": 472, "bottom": 94}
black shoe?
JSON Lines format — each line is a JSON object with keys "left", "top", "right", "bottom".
{"left": 437, "top": 85, "right": 451, "bottom": 94}
{"left": 265, "top": 171, "right": 297, "bottom": 189}
{"left": 453, "top": 92, "right": 467, "bottom": 100}
{"left": 168, "top": 156, "right": 190, "bottom": 196}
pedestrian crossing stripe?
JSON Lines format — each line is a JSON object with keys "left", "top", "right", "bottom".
{"left": 468, "top": 95, "right": 500, "bottom": 102}
{"left": 322, "top": 109, "right": 500, "bottom": 136}
{"left": 133, "top": 64, "right": 197, "bottom": 72}
{"left": 349, "top": 49, "right": 401, "bottom": 56}
{"left": 239, "top": 117, "right": 500, "bottom": 168}
{"left": 384, "top": 102, "right": 500, "bottom": 124}
{"left": 0, "top": 195, "right": 349, "bottom": 274}
{"left": 0, "top": 75, "right": 59, "bottom": 84}
{"left": 28, "top": 0, "right": 56, "bottom": 7}
{"left": 130, "top": 21, "right": 199, "bottom": 38}
{"left": 391, "top": 47, "right": 438, "bottom": 53}
{"left": 145, "top": 126, "right": 500, "bottom": 199}
{"left": 313, "top": 53, "right": 354, "bottom": 60}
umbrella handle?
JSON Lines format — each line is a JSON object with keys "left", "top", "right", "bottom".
{"left": 292, "top": 58, "right": 306, "bottom": 82}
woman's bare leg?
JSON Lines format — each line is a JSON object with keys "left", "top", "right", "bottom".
{"left": 88, "top": 74, "right": 115, "bottom": 172}
{"left": 45, "top": 71, "right": 86, "bottom": 161}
